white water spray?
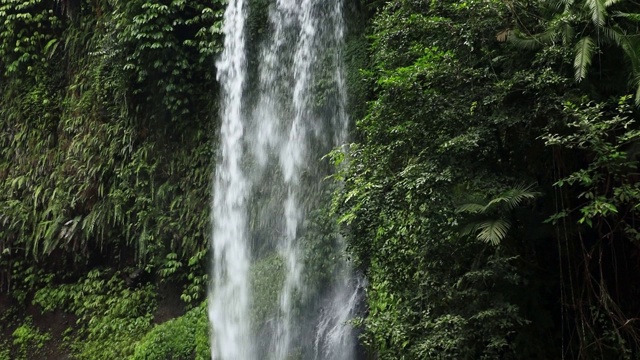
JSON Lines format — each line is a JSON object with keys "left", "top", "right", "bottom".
{"left": 210, "top": 0, "right": 361, "bottom": 358}
{"left": 209, "top": 0, "right": 253, "bottom": 358}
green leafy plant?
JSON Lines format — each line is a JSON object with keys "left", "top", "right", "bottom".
{"left": 11, "top": 318, "right": 51, "bottom": 360}
{"left": 543, "top": 95, "right": 640, "bottom": 357}
{"left": 33, "top": 269, "right": 157, "bottom": 360}
{"left": 510, "top": 0, "right": 640, "bottom": 103}
{"left": 130, "top": 302, "right": 210, "bottom": 360}
{"left": 544, "top": 96, "right": 640, "bottom": 232}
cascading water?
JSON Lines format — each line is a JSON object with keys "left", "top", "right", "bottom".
{"left": 209, "top": 0, "right": 361, "bottom": 358}
{"left": 209, "top": 0, "right": 253, "bottom": 358}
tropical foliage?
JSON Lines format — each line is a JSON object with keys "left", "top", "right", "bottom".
{"left": 509, "top": 0, "right": 640, "bottom": 102}
{"left": 1, "top": 0, "right": 223, "bottom": 357}
{"left": 0, "top": 0, "right": 221, "bottom": 292}
{"left": 335, "top": 0, "right": 640, "bottom": 358}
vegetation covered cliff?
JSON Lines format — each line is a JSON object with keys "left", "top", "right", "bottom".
{"left": 339, "top": 0, "right": 640, "bottom": 358}
{"left": 1, "top": 0, "right": 220, "bottom": 357}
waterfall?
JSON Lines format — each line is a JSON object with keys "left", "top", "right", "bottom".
{"left": 209, "top": 0, "right": 253, "bottom": 358}
{"left": 209, "top": 0, "right": 361, "bottom": 358}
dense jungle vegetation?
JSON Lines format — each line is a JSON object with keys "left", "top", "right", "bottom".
{"left": 1, "top": 0, "right": 640, "bottom": 359}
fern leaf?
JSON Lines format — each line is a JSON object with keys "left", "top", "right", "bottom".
{"left": 574, "top": 36, "right": 596, "bottom": 82}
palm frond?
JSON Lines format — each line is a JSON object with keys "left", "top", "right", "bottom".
{"left": 509, "top": 30, "right": 544, "bottom": 49}
{"left": 547, "top": 0, "right": 574, "bottom": 11}
{"left": 561, "top": 23, "right": 575, "bottom": 45}
{"left": 509, "top": 28, "right": 559, "bottom": 49}
{"left": 574, "top": 36, "right": 596, "bottom": 82}
{"left": 476, "top": 219, "right": 511, "bottom": 246}
{"left": 602, "top": 25, "right": 626, "bottom": 46}
{"left": 585, "top": 0, "right": 607, "bottom": 26}
{"left": 457, "top": 184, "right": 540, "bottom": 245}
{"left": 460, "top": 222, "right": 482, "bottom": 237}
{"left": 631, "top": 72, "right": 640, "bottom": 106}
{"left": 605, "top": 27, "right": 640, "bottom": 105}
{"left": 604, "top": 0, "right": 622, "bottom": 8}
{"left": 613, "top": 11, "right": 640, "bottom": 23}
{"left": 620, "top": 35, "right": 640, "bottom": 72}
{"left": 456, "top": 203, "right": 486, "bottom": 214}
{"left": 547, "top": 15, "right": 573, "bottom": 45}
{"left": 486, "top": 183, "right": 541, "bottom": 211}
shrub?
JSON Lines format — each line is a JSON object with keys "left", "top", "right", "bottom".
{"left": 130, "top": 302, "right": 210, "bottom": 360}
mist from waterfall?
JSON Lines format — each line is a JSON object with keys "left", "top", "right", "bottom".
{"left": 209, "top": 0, "right": 361, "bottom": 358}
